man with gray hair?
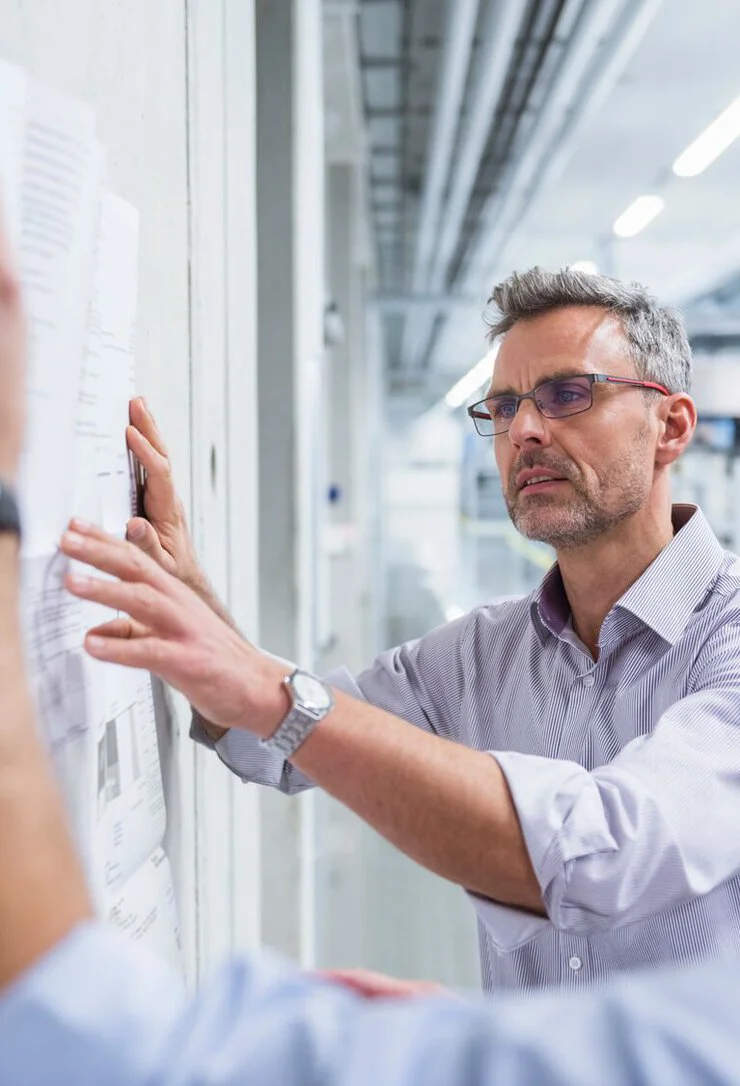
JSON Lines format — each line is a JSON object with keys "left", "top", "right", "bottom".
{"left": 109, "top": 265, "right": 740, "bottom": 997}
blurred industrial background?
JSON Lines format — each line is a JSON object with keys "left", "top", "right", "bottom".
{"left": 5, "top": 0, "right": 740, "bottom": 990}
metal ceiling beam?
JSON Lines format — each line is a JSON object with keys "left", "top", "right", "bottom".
{"left": 428, "top": 0, "right": 526, "bottom": 296}
{"left": 409, "top": 0, "right": 480, "bottom": 293}
{"left": 398, "top": 0, "right": 480, "bottom": 364}
{"left": 462, "top": 0, "right": 663, "bottom": 290}
{"left": 401, "top": 0, "right": 526, "bottom": 370}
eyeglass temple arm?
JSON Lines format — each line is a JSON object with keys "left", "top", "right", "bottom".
{"left": 600, "top": 375, "right": 670, "bottom": 396}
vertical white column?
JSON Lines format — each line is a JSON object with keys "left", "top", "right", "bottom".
{"left": 254, "top": 0, "right": 325, "bottom": 967}
{"left": 186, "top": 0, "right": 262, "bottom": 973}
{"left": 186, "top": 0, "right": 234, "bottom": 975}
{"left": 293, "top": 0, "right": 325, "bottom": 973}
{"left": 223, "top": 0, "right": 261, "bottom": 954}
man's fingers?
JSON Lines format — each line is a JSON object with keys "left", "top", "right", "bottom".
{"left": 129, "top": 397, "right": 169, "bottom": 457}
{"left": 65, "top": 570, "right": 183, "bottom": 634}
{"left": 126, "top": 425, "right": 170, "bottom": 480}
{"left": 61, "top": 524, "right": 171, "bottom": 589}
{"left": 88, "top": 616, "right": 149, "bottom": 640}
{"left": 84, "top": 631, "right": 175, "bottom": 672}
{"left": 126, "top": 517, "right": 169, "bottom": 564}
{"left": 317, "top": 969, "right": 447, "bottom": 1000}
{"left": 68, "top": 519, "right": 113, "bottom": 543}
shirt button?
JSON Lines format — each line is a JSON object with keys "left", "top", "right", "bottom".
{"left": 582, "top": 675, "right": 595, "bottom": 687}
{"left": 569, "top": 955, "right": 582, "bottom": 971}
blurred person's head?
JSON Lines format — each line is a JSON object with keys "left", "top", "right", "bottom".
{"left": 476, "top": 267, "right": 696, "bottom": 552}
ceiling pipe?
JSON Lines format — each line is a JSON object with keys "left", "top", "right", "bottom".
{"left": 462, "top": 0, "right": 663, "bottom": 289}
{"left": 399, "top": 0, "right": 479, "bottom": 364}
{"left": 409, "top": 0, "right": 480, "bottom": 292}
{"left": 427, "top": 0, "right": 526, "bottom": 295}
{"left": 403, "top": 0, "right": 526, "bottom": 370}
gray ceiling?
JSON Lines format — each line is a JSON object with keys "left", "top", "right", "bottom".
{"left": 338, "top": 0, "right": 740, "bottom": 398}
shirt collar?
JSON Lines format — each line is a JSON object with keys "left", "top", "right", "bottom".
{"left": 530, "top": 505, "right": 726, "bottom": 646}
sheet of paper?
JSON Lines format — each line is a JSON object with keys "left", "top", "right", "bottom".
{"left": 93, "top": 670, "right": 166, "bottom": 897}
{"left": 20, "top": 551, "right": 107, "bottom": 870}
{"left": 22, "top": 552, "right": 167, "bottom": 899}
{"left": 0, "top": 61, "right": 26, "bottom": 252}
{"left": 21, "top": 551, "right": 106, "bottom": 751}
{"left": 11, "top": 70, "right": 179, "bottom": 969}
{"left": 18, "top": 79, "right": 104, "bottom": 555}
{"left": 108, "top": 848, "right": 183, "bottom": 975}
{"left": 74, "top": 192, "right": 139, "bottom": 531}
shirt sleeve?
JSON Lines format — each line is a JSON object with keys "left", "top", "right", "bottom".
{"left": 490, "top": 626, "right": 740, "bottom": 937}
{"left": 189, "top": 616, "right": 470, "bottom": 791}
{"left": 3, "top": 921, "right": 740, "bottom": 1086}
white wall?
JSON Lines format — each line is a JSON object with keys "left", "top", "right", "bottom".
{"left": 1, "top": 0, "right": 262, "bottom": 982}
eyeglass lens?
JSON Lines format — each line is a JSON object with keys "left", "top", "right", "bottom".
{"left": 478, "top": 376, "right": 594, "bottom": 434}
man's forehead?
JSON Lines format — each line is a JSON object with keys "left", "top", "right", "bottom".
{"left": 490, "top": 307, "right": 631, "bottom": 391}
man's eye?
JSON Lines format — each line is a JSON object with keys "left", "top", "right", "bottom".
{"left": 551, "top": 385, "right": 588, "bottom": 405}
{"left": 491, "top": 400, "right": 516, "bottom": 419}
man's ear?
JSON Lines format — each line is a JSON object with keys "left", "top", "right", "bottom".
{"left": 654, "top": 393, "right": 697, "bottom": 467}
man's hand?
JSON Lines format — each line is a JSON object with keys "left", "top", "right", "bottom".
{"left": 126, "top": 398, "right": 202, "bottom": 587}
{"left": 126, "top": 399, "right": 237, "bottom": 740}
{"left": 60, "top": 520, "right": 287, "bottom": 737}
{"left": 318, "top": 969, "right": 450, "bottom": 1000}
{"left": 0, "top": 195, "right": 26, "bottom": 484}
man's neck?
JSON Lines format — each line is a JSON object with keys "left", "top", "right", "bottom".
{"left": 555, "top": 505, "right": 675, "bottom": 658}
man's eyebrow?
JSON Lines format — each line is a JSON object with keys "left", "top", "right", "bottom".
{"left": 488, "top": 368, "right": 589, "bottom": 398}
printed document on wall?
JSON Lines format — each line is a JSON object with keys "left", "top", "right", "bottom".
{"left": 2, "top": 63, "right": 182, "bottom": 970}
{"left": 0, "top": 61, "right": 26, "bottom": 250}
{"left": 18, "top": 79, "right": 104, "bottom": 555}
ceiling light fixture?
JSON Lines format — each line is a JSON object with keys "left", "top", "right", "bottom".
{"left": 673, "top": 96, "right": 740, "bottom": 177}
{"left": 444, "top": 343, "right": 500, "bottom": 409}
{"left": 613, "top": 195, "right": 665, "bottom": 238}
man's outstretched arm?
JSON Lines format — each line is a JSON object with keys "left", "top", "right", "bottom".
{"left": 62, "top": 524, "right": 545, "bottom": 913}
{"left": 0, "top": 215, "right": 93, "bottom": 991}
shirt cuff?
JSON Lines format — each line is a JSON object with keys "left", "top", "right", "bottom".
{"left": 189, "top": 665, "right": 364, "bottom": 791}
{"left": 492, "top": 750, "right": 617, "bottom": 927}
{"left": 191, "top": 709, "right": 216, "bottom": 750}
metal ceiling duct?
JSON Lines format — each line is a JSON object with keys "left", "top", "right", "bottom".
{"left": 428, "top": 0, "right": 527, "bottom": 296}
{"left": 399, "top": 0, "right": 480, "bottom": 365}
{"left": 462, "top": 0, "right": 663, "bottom": 290}
{"left": 402, "top": 0, "right": 526, "bottom": 369}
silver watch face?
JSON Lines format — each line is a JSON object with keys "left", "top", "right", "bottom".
{"left": 291, "top": 670, "right": 332, "bottom": 712}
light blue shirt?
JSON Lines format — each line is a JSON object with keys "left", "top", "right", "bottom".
{"left": 195, "top": 505, "right": 740, "bottom": 993}
{"left": 1, "top": 922, "right": 739, "bottom": 1085}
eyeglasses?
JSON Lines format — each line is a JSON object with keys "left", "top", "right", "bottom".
{"left": 467, "top": 372, "right": 670, "bottom": 437}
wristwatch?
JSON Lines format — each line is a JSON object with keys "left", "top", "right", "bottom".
{"left": 260, "top": 667, "right": 335, "bottom": 759}
{"left": 0, "top": 480, "right": 21, "bottom": 540}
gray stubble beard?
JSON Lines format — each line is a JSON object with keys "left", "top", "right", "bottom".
{"left": 504, "top": 433, "right": 652, "bottom": 550}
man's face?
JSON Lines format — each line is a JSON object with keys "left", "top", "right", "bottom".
{"left": 492, "top": 306, "right": 659, "bottom": 550}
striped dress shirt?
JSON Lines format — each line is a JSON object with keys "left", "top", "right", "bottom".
{"left": 194, "top": 504, "right": 740, "bottom": 994}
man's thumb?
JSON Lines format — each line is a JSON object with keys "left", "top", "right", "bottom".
{"left": 126, "top": 518, "right": 165, "bottom": 562}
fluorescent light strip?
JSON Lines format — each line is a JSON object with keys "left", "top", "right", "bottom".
{"left": 445, "top": 343, "right": 499, "bottom": 409}
{"left": 673, "top": 96, "right": 740, "bottom": 178}
{"left": 613, "top": 195, "right": 665, "bottom": 239}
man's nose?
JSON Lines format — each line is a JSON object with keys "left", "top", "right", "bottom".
{"left": 506, "top": 395, "right": 551, "bottom": 447}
